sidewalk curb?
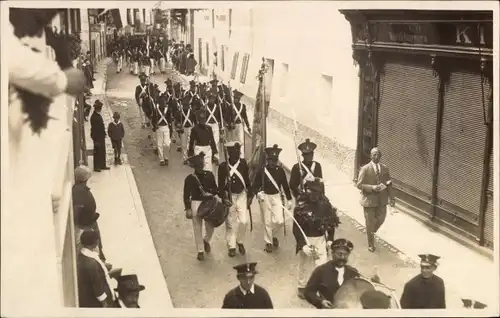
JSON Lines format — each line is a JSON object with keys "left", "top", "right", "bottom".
{"left": 97, "top": 58, "right": 174, "bottom": 308}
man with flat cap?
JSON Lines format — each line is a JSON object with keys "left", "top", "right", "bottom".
{"left": 289, "top": 138, "right": 324, "bottom": 199}
{"left": 222, "top": 262, "right": 274, "bottom": 309}
{"left": 227, "top": 89, "right": 251, "bottom": 159}
{"left": 183, "top": 152, "right": 219, "bottom": 261}
{"left": 251, "top": 144, "right": 293, "bottom": 253}
{"left": 90, "top": 100, "right": 109, "bottom": 172}
{"left": 188, "top": 108, "right": 219, "bottom": 171}
{"left": 294, "top": 177, "right": 340, "bottom": 299}
{"left": 218, "top": 141, "right": 251, "bottom": 257}
{"left": 360, "top": 290, "right": 391, "bottom": 309}
{"left": 304, "top": 238, "right": 360, "bottom": 309}
{"left": 77, "top": 230, "right": 116, "bottom": 307}
{"left": 400, "top": 254, "right": 446, "bottom": 309}
{"left": 113, "top": 274, "right": 145, "bottom": 308}
{"left": 356, "top": 147, "right": 395, "bottom": 252}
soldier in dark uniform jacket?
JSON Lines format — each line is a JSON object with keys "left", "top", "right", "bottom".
{"left": 289, "top": 139, "right": 324, "bottom": 199}
{"left": 188, "top": 108, "right": 219, "bottom": 171}
{"left": 251, "top": 145, "right": 293, "bottom": 253}
{"left": 151, "top": 87, "right": 175, "bottom": 166}
{"left": 400, "top": 254, "right": 446, "bottom": 309}
{"left": 183, "top": 152, "right": 219, "bottom": 261}
{"left": 205, "top": 92, "right": 223, "bottom": 156}
{"left": 293, "top": 178, "right": 340, "bottom": 299}
{"left": 218, "top": 141, "right": 251, "bottom": 257}
{"left": 222, "top": 262, "right": 274, "bottom": 309}
{"left": 177, "top": 96, "right": 197, "bottom": 163}
{"left": 90, "top": 100, "right": 109, "bottom": 172}
{"left": 227, "top": 90, "right": 251, "bottom": 158}
{"left": 304, "top": 238, "right": 360, "bottom": 309}
{"left": 134, "top": 73, "right": 155, "bottom": 128}
{"left": 113, "top": 274, "right": 145, "bottom": 308}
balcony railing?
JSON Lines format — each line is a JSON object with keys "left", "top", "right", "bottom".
{"left": 3, "top": 35, "right": 80, "bottom": 314}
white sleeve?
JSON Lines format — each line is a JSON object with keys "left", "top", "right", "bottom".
{"left": 7, "top": 22, "right": 68, "bottom": 98}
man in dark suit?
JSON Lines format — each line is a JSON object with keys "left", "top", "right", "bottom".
{"left": 304, "top": 238, "right": 360, "bottom": 309}
{"left": 356, "top": 147, "right": 394, "bottom": 252}
{"left": 222, "top": 262, "right": 273, "bottom": 309}
{"left": 90, "top": 100, "right": 109, "bottom": 172}
{"left": 400, "top": 254, "right": 446, "bottom": 309}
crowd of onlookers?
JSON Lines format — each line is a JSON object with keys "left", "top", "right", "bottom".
{"left": 8, "top": 8, "right": 145, "bottom": 308}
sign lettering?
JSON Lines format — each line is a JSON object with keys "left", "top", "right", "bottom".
{"left": 455, "top": 24, "right": 485, "bottom": 45}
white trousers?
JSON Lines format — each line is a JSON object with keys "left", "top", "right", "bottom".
{"left": 297, "top": 236, "right": 328, "bottom": 288}
{"left": 160, "top": 57, "right": 166, "bottom": 73}
{"left": 138, "top": 103, "right": 149, "bottom": 126}
{"left": 117, "top": 56, "right": 123, "bottom": 72}
{"left": 259, "top": 193, "right": 285, "bottom": 244}
{"left": 194, "top": 145, "right": 212, "bottom": 171}
{"left": 143, "top": 65, "right": 151, "bottom": 76}
{"left": 150, "top": 58, "right": 156, "bottom": 74}
{"left": 228, "top": 123, "right": 245, "bottom": 158}
{"left": 180, "top": 127, "right": 192, "bottom": 161}
{"left": 191, "top": 200, "right": 215, "bottom": 253}
{"left": 132, "top": 62, "right": 139, "bottom": 75}
{"left": 208, "top": 123, "right": 220, "bottom": 155}
{"left": 225, "top": 192, "right": 248, "bottom": 249}
{"left": 156, "top": 125, "right": 171, "bottom": 161}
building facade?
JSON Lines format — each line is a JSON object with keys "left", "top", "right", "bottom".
{"left": 340, "top": 10, "right": 494, "bottom": 249}
{"left": 190, "top": 5, "right": 360, "bottom": 176}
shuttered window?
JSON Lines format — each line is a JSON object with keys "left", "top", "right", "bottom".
{"left": 437, "top": 71, "right": 490, "bottom": 223}
{"left": 484, "top": 147, "right": 494, "bottom": 248}
{"left": 378, "top": 62, "right": 439, "bottom": 201}
{"left": 240, "top": 53, "right": 250, "bottom": 84}
{"left": 231, "top": 52, "right": 239, "bottom": 79}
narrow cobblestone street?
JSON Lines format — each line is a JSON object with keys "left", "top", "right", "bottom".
{"left": 105, "top": 63, "right": 422, "bottom": 308}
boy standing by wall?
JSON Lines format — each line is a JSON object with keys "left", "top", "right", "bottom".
{"left": 108, "top": 112, "right": 125, "bottom": 165}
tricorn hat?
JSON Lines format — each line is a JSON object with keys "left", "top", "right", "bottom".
{"left": 264, "top": 144, "right": 282, "bottom": 160}
{"left": 233, "top": 262, "right": 258, "bottom": 277}
{"left": 298, "top": 138, "right": 317, "bottom": 154}
{"left": 418, "top": 254, "right": 440, "bottom": 267}
{"left": 332, "top": 238, "right": 354, "bottom": 252}
{"left": 114, "top": 274, "right": 145, "bottom": 293}
{"left": 360, "top": 290, "right": 391, "bottom": 309}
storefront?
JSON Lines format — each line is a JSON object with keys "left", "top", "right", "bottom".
{"left": 340, "top": 10, "right": 494, "bottom": 249}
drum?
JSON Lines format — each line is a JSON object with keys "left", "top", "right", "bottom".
{"left": 333, "top": 277, "right": 400, "bottom": 309}
{"left": 197, "top": 197, "right": 228, "bottom": 228}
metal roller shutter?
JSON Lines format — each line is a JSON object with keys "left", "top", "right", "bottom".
{"left": 484, "top": 149, "right": 494, "bottom": 248}
{"left": 378, "top": 62, "right": 439, "bottom": 200}
{"left": 437, "top": 71, "right": 489, "bottom": 222}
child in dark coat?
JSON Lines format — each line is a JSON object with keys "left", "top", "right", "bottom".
{"left": 107, "top": 112, "right": 125, "bottom": 165}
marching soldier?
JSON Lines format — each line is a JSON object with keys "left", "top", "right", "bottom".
{"left": 188, "top": 108, "right": 219, "bottom": 171}
{"left": 113, "top": 274, "right": 145, "bottom": 308}
{"left": 218, "top": 142, "right": 251, "bottom": 257}
{"left": 151, "top": 86, "right": 174, "bottom": 166}
{"left": 251, "top": 144, "right": 293, "bottom": 253}
{"left": 222, "top": 262, "right": 274, "bottom": 309}
{"left": 400, "top": 254, "right": 446, "bottom": 309}
{"left": 227, "top": 89, "right": 251, "bottom": 159}
{"left": 183, "top": 152, "right": 218, "bottom": 261}
{"left": 184, "top": 80, "right": 201, "bottom": 109}
{"left": 304, "top": 238, "right": 360, "bottom": 309}
{"left": 205, "top": 92, "right": 223, "bottom": 156}
{"left": 293, "top": 178, "right": 340, "bottom": 299}
{"left": 289, "top": 139, "right": 324, "bottom": 199}
{"left": 177, "top": 96, "right": 196, "bottom": 163}
{"left": 134, "top": 72, "right": 154, "bottom": 128}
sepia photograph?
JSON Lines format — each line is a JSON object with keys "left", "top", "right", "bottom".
{"left": 1, "top": 0, "right": 498, "bottom": 317}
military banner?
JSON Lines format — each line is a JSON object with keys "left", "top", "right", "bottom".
{"left": 248, "top": 58, "right": 272, "bottom": 184}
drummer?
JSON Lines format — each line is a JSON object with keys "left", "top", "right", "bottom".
{"left": 183, "top": 152, "right": 219, "bottom": 261}
{"left": 304, "top": 238, "right": 360, "bottom": 309}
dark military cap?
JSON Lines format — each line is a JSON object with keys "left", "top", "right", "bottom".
{"left": 264, "top": 144, "right": 282, "bottom": 160}
{"left": 418, "top": 254, "right": 440, "bottom": 267}
{"left": 332, "top": 238, "right": 354, "bottom": 252}
{"left": 360, "top": 290, "right": 391, "bottom": 309}
{"left": 138, "top": 72, "right": 148, "bottom": 79}
{"left": 233, "top": 89, "right": 243, "bottom": 99}
{"left": 298, "top": 138, "right": 317, "bottom": 154}
{"left": 233, "top": 262, "right": 258, "bottom": 277}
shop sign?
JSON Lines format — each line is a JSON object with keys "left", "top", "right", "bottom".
{"left": 372, "top": 22, "right": 493, "bottom": 49}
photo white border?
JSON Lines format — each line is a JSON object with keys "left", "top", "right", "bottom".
{"left": 1, "top": 1, "right": 498, "bottom": 317}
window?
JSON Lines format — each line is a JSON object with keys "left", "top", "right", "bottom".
{"left": 198, "top": 38, "right": 203, "bottom": 67}
{"left": 221, "top": 45, "right": 225, "bottom": 71}
{"left": 280, "top": 63, "right": 289, "bottom": 100}
{"left": 230, "top": 52, "right": 239, "bottom": 80}
{"left": 206, "top": 42, "right": 210, "bottom": 66}
{"left": 240, "top": 53, "right": 250, "bottom": 84}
